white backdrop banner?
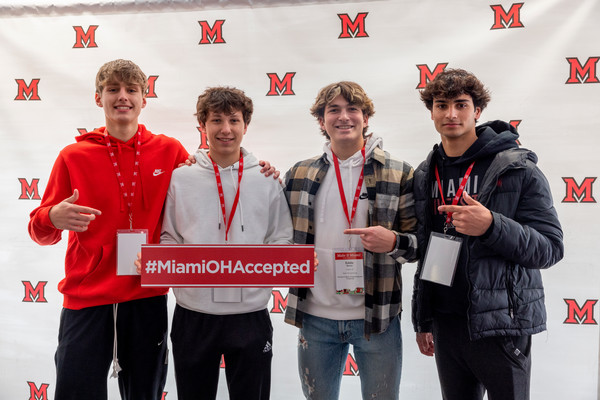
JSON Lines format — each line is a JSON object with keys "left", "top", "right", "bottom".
{"left": 1, "top": 1, "right": 599, "bottom": 399}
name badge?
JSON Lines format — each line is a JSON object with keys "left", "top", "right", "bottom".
{"left": 116, "top": 229, "right": 148, "bottom": 275}
{"left": 420, "top": 232, "right": 462, "bottom": 286}
{"left": 213, "top": 288, "right": 242, "bottom": 303}
{"left": 334, "top": 249, "right": 365, "bottom": 295}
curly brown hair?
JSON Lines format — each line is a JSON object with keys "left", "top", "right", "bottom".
{"left": 420, "top": 68, "right": 491, "bottom": 111}
{"left": 310, "top": 81, "right": 375, "bottom": 139}
{"left": 95, "top": 59, "right": 148, "bottom": 95}
{"left": 195, "top": 86, "right": 253, "bottom": 126}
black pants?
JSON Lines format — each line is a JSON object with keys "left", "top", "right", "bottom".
{"left": 54, "top": 296, "right": 169, "bottom": 400}
{"left": 171, "top": 305, "right": 273, "bottom": 400}
{"left": 433, "top": 313, "right": 532, "bottom": 400}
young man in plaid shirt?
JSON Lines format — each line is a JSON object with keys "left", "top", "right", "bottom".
{"left": 284, "top": 81, "right": 418, "bottom": 400}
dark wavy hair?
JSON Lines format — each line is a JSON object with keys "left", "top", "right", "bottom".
{"left": 420, "top": 68, "right": 491, "bottom": 111}
{"left": 195, "top": 86, "right": 253, "bottom": 125}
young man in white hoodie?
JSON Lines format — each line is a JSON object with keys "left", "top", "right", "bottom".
{"left": 284, "top": 81, "right": 418, "bottom": 399}
{"left": 160, "top": 87, "right": 293, "bottom": 400}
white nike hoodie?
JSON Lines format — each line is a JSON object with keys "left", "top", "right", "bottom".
{"left": 161, "top": 148, "right": 293, "bottom": 315}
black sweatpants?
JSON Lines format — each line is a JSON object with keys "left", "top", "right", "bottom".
{"left": 54, "top": 295, "right": 169, "bottom": 400}
{"left": 170, "top": 305, "right": 273, "bottom": 400}
{"left": 433, "top": 313, "right": 532, "bottom": 400}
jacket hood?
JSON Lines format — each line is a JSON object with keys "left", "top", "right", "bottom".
{"left": 437, "top": 120, "right": 520, "bottom": 165}
{"left": 194, "top": 147, "right": 260, "bottom": 171}
{"left": 323, "top": 133, "right": 383, "bottom": 164}
{"left": 75, "top": 124, "right": 154, "bottom": 146}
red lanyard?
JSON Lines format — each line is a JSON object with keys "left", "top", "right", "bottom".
{"left": 105, "top": 128, "right": 141, "bottom": 228}
{"left": 332, "top": 147, "right": 366, "bottom": 229}
{"left": 209, "top": 151, "right": 243, "bottom": 242}
{"left": 435, "top": 161, "right": 475, "bottom": 232}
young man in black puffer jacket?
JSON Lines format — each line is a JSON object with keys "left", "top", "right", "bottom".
{"left": 412, "top": 68, "right": 563, "bottom": 400}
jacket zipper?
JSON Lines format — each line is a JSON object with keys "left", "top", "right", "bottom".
{"left": 465, "top": 240, "right": 473, "bottom": 338}
{"left": 506, "top": 263, "right": 516, "bottom": 319}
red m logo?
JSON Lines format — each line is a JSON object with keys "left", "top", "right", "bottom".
{"left": 343, "top": 353, "right": 359, "bottom": 376}
{"left": 15, "top": 79, "right": 41, "bottom": 101}
{"left": 564, "top": 299, "right": 597, "bottom": 324}
{"left": 266, "top": 72, "right": 296, "bottom": 96}
{"left": 415, "top": 63, "right": 448, "bottom": 89}
{"left": 23, "top": 281, "right": 48, "bottom": 303}
{"left": 490, "top": 3, "right": 524, "bottom": 29}
{"left": 509, "top": 120, "right": 522, "bottom": 145}
{"left": 197, "top": 127, "right": 209, "bottom": 150}
{"left": 27, "top": 381, "right": 49, "bottom": 400}
{"left": 338, "top": 13, "right": 369, "bottom": 38}
{"left": 198, "top": 20, "right": 226, "bottom": 44}
{"left": 270, "top": 290, "right": 288, "bottom": 314}
{"left": 73, "top": 25, "right": 99, "bottom": 48}
{"left": 562, "top": 177, "right": 596, "bottom": 203}
{"left": 147, "top": 75, "right": 159, "bottom": 98}
{"left": 565, "top": 57, "right": 600, "bottom": 84}
{"left": 18, "top": 178, "right": 41, "bottom": 200}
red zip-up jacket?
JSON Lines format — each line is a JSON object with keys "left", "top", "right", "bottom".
{"left": 29, "top": 125, "right": 189, "bottom": 309}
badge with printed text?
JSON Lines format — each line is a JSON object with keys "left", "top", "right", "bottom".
{"left": 420, "top": 232, "right": 462, "bottom": 286}
{"left": 117, "top": 230, "right": 148, "bottom": 276}
{"left": 334, "top": 249, "right": 365, "bottom": 295}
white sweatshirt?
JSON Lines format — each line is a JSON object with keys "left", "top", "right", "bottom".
{"left": 303, "top": 135, "right": 383, "bottom": 320}
{"left": 161, "top": 148, "right": 293, "bottom": 315}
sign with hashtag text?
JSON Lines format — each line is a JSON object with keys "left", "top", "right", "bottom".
{"left": 140, "top": 244, "right": 314, "bottom": 287}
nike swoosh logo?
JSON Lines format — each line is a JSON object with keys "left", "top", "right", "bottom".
{"left": 153, "top": 169, "right": 165, "bottom": 176}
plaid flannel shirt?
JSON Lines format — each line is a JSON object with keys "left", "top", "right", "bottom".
{"left": 284, "top": 146, "right": 418, "bottom": 338}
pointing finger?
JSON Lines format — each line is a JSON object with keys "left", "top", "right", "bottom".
{"left": 344, "top": 228, "right": 369, "bottom": 235}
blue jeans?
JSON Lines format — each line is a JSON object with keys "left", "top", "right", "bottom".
{"left": 297, "top": 313, "right": 402, "bottom": 400}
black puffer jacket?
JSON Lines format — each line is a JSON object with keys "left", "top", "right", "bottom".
{"left": 411, "top": 121, "right": 564, "bottom": 340}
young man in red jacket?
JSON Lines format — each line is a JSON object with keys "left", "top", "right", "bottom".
{"left": 28, "top": 59, "right": 188, "bottom": 400}
{"left": 28, "top": 59, "right": 278, "bottom": 400}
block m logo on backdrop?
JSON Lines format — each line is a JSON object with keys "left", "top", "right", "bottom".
{"left": 15, "top": 79, "right": 41, "bottom": 101}
{"left": 270, "top": 290, "right": 287, "bottom": 313}
{"left": 23, "top": 281, "right": 48, "bottom": 303}
{"left": 562, "top": 177, "right": 596, "bottom": 203}
{"left": 490, "top": 3, "right": 524, "bottom": 29}
{"left": 266, "top": 72, "right": 296, "bottom": 96}
{"left": 73, "top": 25, "right": 99, "bottom": 48}
{"left": 564, "top": 299, "right": 597, "bottom": 324}
{"left": 565, "top": 57, "right": 600, "bottom": 84}
{"left": 147, "top": 75, "right": 159, "bottom": 98}
{"left": 338, "top": 13, "right": 369, "bottom": 38}
{"left": 415, "top": 63, "right": 449, "bottom": 89}
{"left": 198, "top": 20, "right": 226, "bottom": 44}
{"left": 27, "top": 381, "right": 49, "bottom": 400}
{"left": 343, "top": 354, "right": 359, "bottom": 376}
{"left": 197, "top": 127, "right": 209, "bottom": 150}
{"left": 18, "top": 178, "right": 41, "bottom": 200}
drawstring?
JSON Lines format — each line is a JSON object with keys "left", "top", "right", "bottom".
{"left": 214, "top": 163, "right": 246, "bottom": 237}
{"left": 230, "top": 167, "right": 245, "bottom": 233}
{"left": 110, "top": 303, "right": 122, "bottom": 378}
